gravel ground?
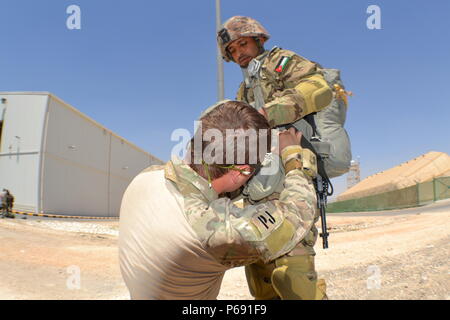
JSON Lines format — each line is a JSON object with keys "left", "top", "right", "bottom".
{"left": 1, "top": 200, "right": 449, "bottom": 300}
{"left": 25, "top": 220, "right": 119, "bottom": 237}
{"left": 218, "top": 200, "right": 450, "bottom": 300}
{"left": 322, "top": 237, "right": 450, "bottom": 300}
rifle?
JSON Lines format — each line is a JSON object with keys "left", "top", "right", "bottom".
{"left": 314, "top": 175, "right": 330, "bottom": 249}
{"left": 283, "top": 125, "right": 333, "bottom": 249}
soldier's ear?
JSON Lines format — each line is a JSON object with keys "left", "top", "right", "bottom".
{"left": 229, "top": 169, "right": 241, "bottom": 184}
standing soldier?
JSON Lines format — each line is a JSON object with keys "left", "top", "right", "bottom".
{"left": 0, "top": 189, "right": 6, "bottom": 217}
{"left": 217, "top": 16, "right": 334, "bottom": 300}
{"left": 6, "top": 190, "right": 15, "bottom": 218}
{"left": 1, "top": 189, "right": 14, "bottom": 218}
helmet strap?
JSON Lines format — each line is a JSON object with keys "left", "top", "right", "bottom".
{"left": 254, "top": 37, "right": 265, "bottom": 55}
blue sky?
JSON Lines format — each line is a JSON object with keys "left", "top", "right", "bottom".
{"left": 1, "top": 0, "right": 449, "bottom": 197}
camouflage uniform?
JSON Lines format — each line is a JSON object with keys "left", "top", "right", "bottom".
{"left": 218, "top": 16, "right": 332, "bottom": 299}
{"left": 236, "top": 47, "right": 332, "bottom": 128}
{"left": 1, "top": 189, "right": 14, "bottom": 218}
{"left": 237, "top": 47, "right": 329, "bottom": 259}
{"left": 119, "top": 145, "right": 319, "bottom": 299}
{"left": 0, "top": 189, "right": 6, "bottom": 217}
{"left": 164, "top": 148, "right": 317, "bottom": 267}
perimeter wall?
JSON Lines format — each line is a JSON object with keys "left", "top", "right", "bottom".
{"left": 328, "top": 176, "right": 450, "bottom": 213}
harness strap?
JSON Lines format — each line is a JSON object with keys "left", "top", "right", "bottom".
{"left": 241, "top": 50, "right": 271, "bottom": 110}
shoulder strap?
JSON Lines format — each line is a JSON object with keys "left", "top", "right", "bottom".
{"left": 241, "top": 49, "right": 272, "bottom": 110}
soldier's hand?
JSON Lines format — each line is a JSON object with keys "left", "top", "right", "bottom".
{"left": 277, "top": 127, "right": 302, "bottom": 154}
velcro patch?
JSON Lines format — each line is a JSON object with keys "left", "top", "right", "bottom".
{"left": 251, "top": 209, "right": 278, "bottom": 238}
{"left": 275, "top": 56, "right": 291, "bottom": 73}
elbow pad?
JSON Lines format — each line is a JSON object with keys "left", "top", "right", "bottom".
{"left": 295, "top": 74, "right": 333, "bottom": 114}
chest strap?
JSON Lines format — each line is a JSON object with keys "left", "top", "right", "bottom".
{"left": 241, "top": 50, "right": 271, "bottom": 110}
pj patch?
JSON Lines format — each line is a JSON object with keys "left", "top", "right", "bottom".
{"left": 251, "top": 207, "right": 281, "bottom": 239}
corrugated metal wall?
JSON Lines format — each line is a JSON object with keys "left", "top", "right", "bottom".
{"left": 0, "top": 94, "right": 48, "bottom": 212}
{"left": 109, "top": 134, "right": 156, "bottom": 216}
{"left": 42, "top": 94, "right": 163, "bottom": 217}
{"left": 0, "top": 92, "right": 163, "bottom": 217}
{"left": 42, "top": 96, "right": 111, "bottom": 216}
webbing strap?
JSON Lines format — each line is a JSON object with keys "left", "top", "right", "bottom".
{"left": 241, "top": 51, "right": 270, "bottom": 110}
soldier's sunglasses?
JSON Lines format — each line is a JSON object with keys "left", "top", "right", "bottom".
{"left": 202, "top": 161, "right": 259, "bottom": 187}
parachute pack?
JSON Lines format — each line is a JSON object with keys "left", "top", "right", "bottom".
{"left": 242, "top": 52, "right": 353, "bottom": 180}
{"left": 290, "top": 68, "right": 352, "bottom": 179}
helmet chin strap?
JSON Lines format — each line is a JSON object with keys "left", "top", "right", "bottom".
{"left": 254, "top": 37, "right": 265, "bottom": 55}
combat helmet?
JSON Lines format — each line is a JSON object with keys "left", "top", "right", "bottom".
{"left": 217, "top": 16, "right": 270, "bottom": 62}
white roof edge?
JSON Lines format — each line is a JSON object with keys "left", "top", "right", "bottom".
{"left": 0, "top": 91, "right": 55, "bottom": 95}
{"left": 0, "top": 91, "right": 164, "bottom": 164}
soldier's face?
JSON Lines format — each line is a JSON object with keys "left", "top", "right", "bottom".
{"left": 222, "top": 166, "right": 254, "bottom": 193}
{"left": 227, "top": 37, "right": 261, "bottom": 68}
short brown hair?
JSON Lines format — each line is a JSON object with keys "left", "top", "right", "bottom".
{"left": 189, "top": 101, "right": 271, "bottom": 180}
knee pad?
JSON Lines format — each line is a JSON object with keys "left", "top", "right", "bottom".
{"left": 271, "top": 255, "right": 327, "bottom": 300}
{"left": 245, "top": 260, "right": 279, "bottom": 300}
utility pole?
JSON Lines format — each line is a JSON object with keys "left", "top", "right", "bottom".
{"left": 215, "top": 0, "right": 225, "bottom": 101}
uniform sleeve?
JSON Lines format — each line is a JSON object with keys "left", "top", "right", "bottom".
{"left": 264, "top": 54, "right": 333, "bottom": 127}
{"left": 183, "top": 149, "right": 317, "bottom": 267}
{"left": 236, "top": 82, "right": 247, "bottom": 102}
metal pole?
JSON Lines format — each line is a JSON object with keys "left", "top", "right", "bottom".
{"left": 215, "top": 0, "right": 225, "bottom": 101}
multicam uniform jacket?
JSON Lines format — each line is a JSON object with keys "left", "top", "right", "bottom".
{"left": 165, "top": 152, "right": 317, "bottom": 268}
{"left": 237, "top": 47, "right": 333, "bottom": 128}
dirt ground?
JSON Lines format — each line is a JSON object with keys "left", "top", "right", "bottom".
{"left": 0, "top": 200, "right": 449, "bottom": 300}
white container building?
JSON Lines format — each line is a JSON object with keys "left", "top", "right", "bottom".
{"left": 0, "top": 92, "right": 163, "bottom": 217}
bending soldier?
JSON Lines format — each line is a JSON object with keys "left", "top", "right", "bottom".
{"left": 118, "top": 101, "right": 319, "bottom": 299}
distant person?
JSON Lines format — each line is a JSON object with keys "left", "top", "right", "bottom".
{"left": 119, "top": 101, "right": 318, "bottom": 299}
{"left": 6, "top": 190, "right": 14, "bottom": 217}
{"left": 0, "top": 189, "right": 6, "bottom": 217}
{"left": 1, "top": 189, "right": 14, "bottom": 218}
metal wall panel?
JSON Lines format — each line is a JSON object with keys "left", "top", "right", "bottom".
{"left": 0, "top": 93, "right": 48, "bottom": 212}
{"left": 108, "top": 135, "right": 153, "bottom": 216}
{"left": 0, "top": 94, "right": 47, "bottom": 152}
{"left": 0, "top": 102, "right": 5, "bottom": 122}
{"left": 42, "top": 96, "right": 109, "bottom": 216}
{"left": 0, "top": 153, "right": 41, "bottom": 212}
{"left": 0, "top": 92, "right": 163, "bottom": 217}
{"left": 42, "top": 154, "right": 109, "bottom": 216}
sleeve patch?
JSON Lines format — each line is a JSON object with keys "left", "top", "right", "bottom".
{"left": 251, "top": 209, "right": 279, "bottom": 238}
{"left": 275, "top": 56, "right": 291, "bottom": 73}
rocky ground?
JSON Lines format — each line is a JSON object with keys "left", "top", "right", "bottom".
{"left": 0, "top": 200, "right": 449, "bottom": 300}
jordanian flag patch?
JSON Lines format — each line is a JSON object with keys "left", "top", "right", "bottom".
{"left": 275, "top": 56, "right": 291, "bottom": 73}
